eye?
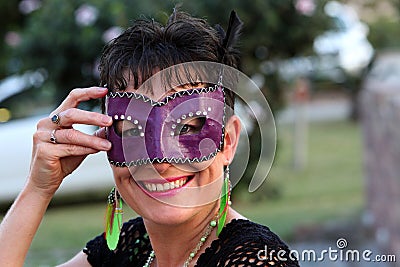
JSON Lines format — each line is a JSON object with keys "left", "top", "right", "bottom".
{"left": 122, "top": 126, "right": 140, "bottom": 137}
{"left": 114, "top": 120, "right": 141, "bottom": 137}
{"left": 179, "top": 124, "right": 191, "bottom": 135}
{"left": 176, "top": 117, "right": 206, "bottom": 136}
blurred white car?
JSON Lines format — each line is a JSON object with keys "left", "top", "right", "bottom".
{"left": 260, "top": 1, "right": 374, "bottom": 84}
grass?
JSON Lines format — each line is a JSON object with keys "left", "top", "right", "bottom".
{"left": 1, "top": 119, "right": 364, "bottom": 266}
{"left": 235, "top": 119, "right": 364, "bottom": 238}
{"left": 23, "top": 204, "right": 138, "bottom": 266}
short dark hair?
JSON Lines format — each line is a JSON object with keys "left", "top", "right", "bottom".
{"left": 99, "top": 10, "right": 242, "bottom": 112}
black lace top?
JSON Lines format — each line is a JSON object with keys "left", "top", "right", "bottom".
{"left": 83, "top": 217, "right": 299, "bottom": 267}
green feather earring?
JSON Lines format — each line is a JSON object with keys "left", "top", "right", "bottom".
{"left": 217, "top": 166, "right": 231, "bottom": 236}
{"left": 105, "top": 187, "right": 123, "bottom": 250}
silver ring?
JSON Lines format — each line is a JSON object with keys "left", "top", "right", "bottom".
{"left": 51, "top": 114, "right": 61, "bottom": 126}
{"left": 50, "top": 129, "right": 58, "bottom": 144}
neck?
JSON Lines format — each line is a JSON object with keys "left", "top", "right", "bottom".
{"left": 143, "top": 203, "right": 219, "bottom": 267}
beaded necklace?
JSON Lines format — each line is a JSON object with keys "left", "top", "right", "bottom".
{"left": 143, "top": 219, "right": 218, "bottom": 267}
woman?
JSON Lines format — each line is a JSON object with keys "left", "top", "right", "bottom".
{"left": 0, "top": 10, "right": 299, "bottom": 267}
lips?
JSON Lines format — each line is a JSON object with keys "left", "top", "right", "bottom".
{"left": 139, "top": 175, "right": 194, "bottom": 193}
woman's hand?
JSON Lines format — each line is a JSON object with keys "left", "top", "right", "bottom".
{"left": 28, "top": 86, "right": 113, "bottom": 198}
{"left": 0, "top": 86, "right": 113, "bottom": 266}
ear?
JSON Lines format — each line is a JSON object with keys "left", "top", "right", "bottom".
{"left": 222, "top": 115, "right": 241, "bottom": 165}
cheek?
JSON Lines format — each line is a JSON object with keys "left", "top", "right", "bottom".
{"left": 111, "top": 166, "right": 139, "bottom": 202}
{"left": 111, "top": 167, "right": 147, "bottom": 213}
{"left": 195, "top": 154, "right": 225, "bottom": 185}
{"left": 111, "top": 166, "right": 131, "bottom": 183}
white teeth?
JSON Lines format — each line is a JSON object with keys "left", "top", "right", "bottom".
{"left": 164, "top": 183, "right": 170, "bottom": 190}
{"left": 143, "top": 177, "right": 188, "bottom": 192}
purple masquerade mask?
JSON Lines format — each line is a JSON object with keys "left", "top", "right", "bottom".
{"left": 106, "top": 85, "right": 225, "bottom": 167}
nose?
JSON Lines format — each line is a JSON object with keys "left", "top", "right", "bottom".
{"left": 152, "top": 162, "right": 171, "bottom": 174}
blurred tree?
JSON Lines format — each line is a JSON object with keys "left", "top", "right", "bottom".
{"left": 182, "top": 0, "right": 331, "bottom": 110}
{"left": 0, "top": 0, "right": 25, "bottom": 79}
{"left": 15, "top": 0, "right": 174, "bottom": 107}
{"left": 389, "top": 0, "right": 400, "bottom": 13}
{"left": 14, "top": 0, "right": 331, "bottom": 108}
{"left": 366, "top": 0, "right": 400, "bottom": 50}
{"left": 368, "top": 18, "right": 400, "bottom": 49}
{"left": 344, "top": 0, "right": 400, "bottom": 119}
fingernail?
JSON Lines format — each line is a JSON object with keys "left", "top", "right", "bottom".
{"left": 102, "top": 115, "right": 112, "bottom": 124}
{"left": 98, "top": 87, "right": 107, "bottom": 92}
{"left": 101, "top": 140, "right": 112, "bottom": 149}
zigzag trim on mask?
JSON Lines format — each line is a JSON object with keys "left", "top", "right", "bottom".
{"left": 107, "top": 84, "right": 227, "bottom": 167}
{"left": 108, "top": 85, "right": 219, "bottom": 107}
{"left": 109, "top": 150, "right": 220, "bottom": 167}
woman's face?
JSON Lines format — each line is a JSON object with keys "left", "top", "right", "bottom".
{"left": 110, "top": 78, "right": 240, "bottom": 225}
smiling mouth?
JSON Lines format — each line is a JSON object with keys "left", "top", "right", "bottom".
{"left": 140, "top": 175, "right": 195, "bottom": 193}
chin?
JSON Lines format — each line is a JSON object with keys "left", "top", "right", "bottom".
{"left": 142, "top": 204, "right": 197, "bottom": 226}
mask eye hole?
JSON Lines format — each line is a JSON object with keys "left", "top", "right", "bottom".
{"left": 114, "top": 120, "right": 142, "bottom": 137}
{"left": 175, "top": 116, "right": 206, "bottom": 136}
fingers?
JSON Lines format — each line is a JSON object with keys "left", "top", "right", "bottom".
{"left": 38, "top": 108, "right": 112, "bottom": 131}
{"left": 41, "top": 87, "right": 110, "bottom": 129}
{"left": 34, "top": 128, "right": 111, "bottom": 151}
{"left": 55, "top": 144, "right": 100, "bottom": 158}
{"left": 33, "top": 86, "right": 112, "bottom": 156}
{"left": 35, "top": 142, "right": 100, "bottom": 159}
{"left": 55, "top": 108, "right": 112, "bottom": 128}
{"left": 51, "top": 87, "right": 108, "bottom": 115}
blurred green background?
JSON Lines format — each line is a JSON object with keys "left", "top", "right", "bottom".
{"left": 1, "top": 0, "right": 400, "bottom": 266}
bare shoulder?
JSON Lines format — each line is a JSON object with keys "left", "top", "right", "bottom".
{"left": 56, "top": 251, "right": 91, "bottom": 267}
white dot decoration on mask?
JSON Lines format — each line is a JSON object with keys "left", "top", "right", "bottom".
{"left": 113, "top": 114, "right": 145, "bottom": 138}
{"left": 168, "top": 108, "right": 213, "bottom": 132}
